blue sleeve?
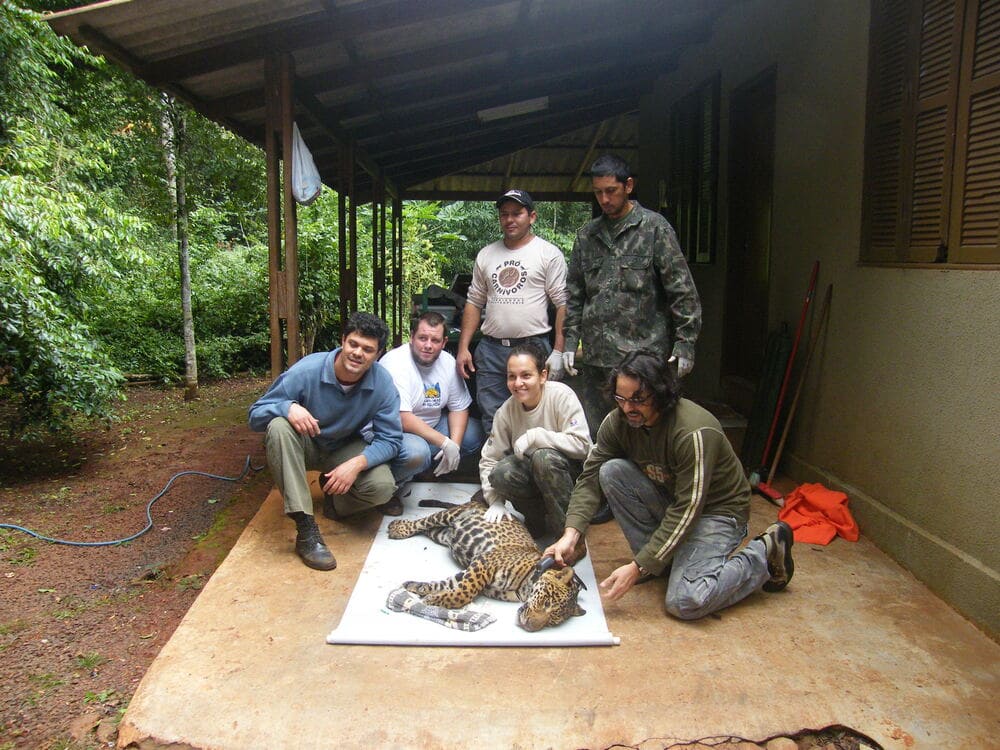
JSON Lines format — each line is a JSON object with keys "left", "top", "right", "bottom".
{"left": 248, "top": 370, "right": 299, "bottom": 432}
{"left": 361, "top": 377, "right": 402, "bottom": 467}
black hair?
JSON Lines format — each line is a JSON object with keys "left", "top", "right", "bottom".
{"left": 507, "top": 342, "right": 547, "bottom": 374}
{"left": 343, "top": 311, "right": 390, "bottom": 351}
{"left": 410, "top": 311, "right": 447, "bottom": 335}
{"left": 590, "top": 154, "right": 632, "bottom": 185}
{"left": 606, "top": 349, "right": 681, "bottom": 414}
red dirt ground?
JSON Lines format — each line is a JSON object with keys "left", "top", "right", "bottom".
{"left": 0, "top": 377, "right": 273, "bottom": 750}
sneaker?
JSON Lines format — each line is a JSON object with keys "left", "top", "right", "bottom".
{"left": 759, "top": 521, "right": 794, "bottom": 592}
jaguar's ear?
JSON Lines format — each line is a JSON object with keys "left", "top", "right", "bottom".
{"left": 573, "top": 603, "right": 586, "bottom": 617}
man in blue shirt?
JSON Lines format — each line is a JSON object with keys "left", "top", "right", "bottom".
{"left": 249, "top": 312, "right": 402, "bottom": 571}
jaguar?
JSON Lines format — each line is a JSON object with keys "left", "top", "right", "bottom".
{"left": 386, "top": 492, "right": 587, "bottom": 631}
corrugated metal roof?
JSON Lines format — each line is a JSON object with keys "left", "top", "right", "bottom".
{"left": 47, "top": 0, "right": 738, "bottom": 201}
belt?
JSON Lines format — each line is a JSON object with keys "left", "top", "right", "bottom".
{"left": 483, "top": 334, "right": 544, "bottom": 347}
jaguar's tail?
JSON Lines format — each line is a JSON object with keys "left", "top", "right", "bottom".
{"left": 418, "top": 499, "right": 459, "bottom": 510}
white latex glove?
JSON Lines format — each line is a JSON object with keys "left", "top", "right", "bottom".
{"left": 668, "top": 355, "right": 694, "bottom": 378}
{"left": 563, "top": 350, "right": 578, "bottom": 377}
{"left": 513, "top": 429, "right": 534, "bottom": 459}
{"left": 545, "top": 350, "right": 564, "bottom": 381}
{"left": 483, "top": 499, "right": 513, "bottom": 523}
{"left": 433, "top": 437, "right": 461, "bottom": 476}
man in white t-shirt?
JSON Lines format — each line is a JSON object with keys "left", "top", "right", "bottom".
{"left": 380, "top": 312, "right": 485, "bottom": 511}
{"left": 456, "top": 189, "right": 569, "bottom": 433}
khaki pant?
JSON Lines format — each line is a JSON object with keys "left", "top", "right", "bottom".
{"left": 264, "top": 417, "right": 395, "bottom": 517}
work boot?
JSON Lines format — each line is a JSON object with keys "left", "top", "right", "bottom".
{"left": 291, "top": 513, "right": 337, "bottom": 571}
{"left": 758, "top": 520, "right": 794, "bottom": 592}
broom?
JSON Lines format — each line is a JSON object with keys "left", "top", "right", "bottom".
{"left": 756, "top": 283, "right": 833, "bottom": 504}
{"left": 749, "top": 261, "right": 819, "bottom": 490}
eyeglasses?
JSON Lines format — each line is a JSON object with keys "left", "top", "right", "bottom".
{"left": 613, "top": 392, "right": 652, "bottom": 406}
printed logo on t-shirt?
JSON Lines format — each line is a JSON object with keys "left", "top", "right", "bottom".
{"left": 422, "top": 381, "right": 442, "bottom": 409}
{"left": 645, "top": 463, "right": 672, "bottom": 485}
{"left": 490, "top": 259, "right": 528, "bottom": 301}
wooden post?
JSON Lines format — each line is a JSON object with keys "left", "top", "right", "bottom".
{"left": 279, "top": 55, "right": 301, "bottom": 364}
{"left": 264, "top": 55, "right": 283, "bottom": 377}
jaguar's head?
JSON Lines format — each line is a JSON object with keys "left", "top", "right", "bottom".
{"left": 516, "top": 561, "right": 587, "bottom": 632}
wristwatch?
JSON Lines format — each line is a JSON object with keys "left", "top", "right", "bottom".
{"left": 635, "top": 561, "right": 650, "bottom": 577}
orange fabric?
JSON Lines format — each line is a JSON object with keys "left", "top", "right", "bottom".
{"left": 778, "top": 482, "right": 859, "bottom": 545}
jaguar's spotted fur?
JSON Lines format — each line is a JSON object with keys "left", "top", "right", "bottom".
{"left": 387, "top": 493, "right": 586, "bottom": 631}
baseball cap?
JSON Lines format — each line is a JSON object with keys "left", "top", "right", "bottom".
{"left": 495, "top": 189, "right": 535, "bottom": 211}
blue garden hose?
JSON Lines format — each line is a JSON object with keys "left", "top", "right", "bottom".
{"left": 0, "top": 455, "right": 263, "bottom": 547}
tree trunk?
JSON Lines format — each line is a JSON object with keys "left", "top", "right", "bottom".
{"left": 161, "top": 96, "right": 198, "bottom": 400}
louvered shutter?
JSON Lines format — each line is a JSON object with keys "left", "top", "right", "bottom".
{"left": 907, "top": 0, "right": 962, "bottom": 261}
{"left": 863, "top": 0, "right": 962, "bottom": 262}
{"left": 949, "top": 0, "right": 1000, "bottom": 262}
{"left": 864, "top": 0, "right": 999, "bottom": 264}
{"left": 862, "top": 0, "right": 911, "bottom": 261}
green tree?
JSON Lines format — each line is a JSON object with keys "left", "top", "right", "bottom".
{"left": 1, "top": 3, "right": 146, "bottom": 433}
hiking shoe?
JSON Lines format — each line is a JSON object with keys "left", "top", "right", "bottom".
{"left": 759, "top": 520, "right": 794, "bottom": 592}
{"left": 294, "top": 519, "right": 337, "bottom": 571}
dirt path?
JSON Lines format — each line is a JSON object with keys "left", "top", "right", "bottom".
{"left": 0, "top": 377, "right": 272, "bottom": 749}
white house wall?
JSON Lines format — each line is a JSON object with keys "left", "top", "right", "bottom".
{"left": 639, "top": 0, "right": 1000, "bottom": 637}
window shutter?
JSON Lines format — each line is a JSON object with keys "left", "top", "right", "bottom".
{"left": 862, "top": 0, "right": 912, "bottom": 261}
{"left": 907, "top": 0, "right": 962, "bottom": 262}
{"left": 863, "top": 0, "right": 963, "bottom": 262}
{"left": 949, "top": 0, "right": 1000, "bottom": 262}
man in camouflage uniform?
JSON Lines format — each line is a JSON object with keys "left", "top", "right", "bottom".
{"left": 563, "top": 154, "right": 701, "bottom": 439}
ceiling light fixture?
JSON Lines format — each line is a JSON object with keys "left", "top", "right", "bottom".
{"left": 476, "top": 96, "right": 549, "bottom": 123}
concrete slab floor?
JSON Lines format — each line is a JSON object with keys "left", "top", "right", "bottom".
{"left": 117, "top": 477, "right": 999, "bottom": 749}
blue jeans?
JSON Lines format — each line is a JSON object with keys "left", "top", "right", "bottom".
{"left": 599, "top": 458, "right": 770, "bottom": 620}
{"left": 389, "top": 414, "right": 485, "bottom": 485}
{"left": 472, "top": 335, "right": 551, "bottom": 433}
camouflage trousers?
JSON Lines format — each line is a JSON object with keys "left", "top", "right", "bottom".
{"left": 488, "top": 447, "right": 582, "bottom": 541}
{"left": 575, "top": 363, "right": 616, "bottom": 440}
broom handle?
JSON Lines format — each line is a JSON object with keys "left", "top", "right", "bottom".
{"left": 766, "top": 284, "right": 833, "bottom": 486}
{"left": 760, "top": 261, "right": 819, "bottom": 469}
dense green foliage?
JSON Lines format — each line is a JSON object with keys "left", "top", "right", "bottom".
{"left": 0, "top": 3, "right": 590, "bottom": 436}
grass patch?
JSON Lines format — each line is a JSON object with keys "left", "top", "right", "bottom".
{"left": 7, "top": 544, "right": 37, "bottom": 567}
{"left": 28, "top": 671, "right": 64, "bottom": 697}
{"left": 83, "top": 687, "right": 118, "bottom": 705}
{"left": 176, "top": 574, "right": 204, "bottom": 591}
{"left": 75, "top": 651, "right": 109, "bottom": 670}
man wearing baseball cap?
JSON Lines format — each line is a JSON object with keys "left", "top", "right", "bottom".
{"left": 456, "top": 189, "right": 569, "bottom": 433}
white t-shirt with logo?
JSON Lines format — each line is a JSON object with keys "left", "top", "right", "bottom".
{"left": 465, "top": 235, "right": 568, "bottom": 339}
{"left": 379, "top": 344, "right": 473, "bottom": 427}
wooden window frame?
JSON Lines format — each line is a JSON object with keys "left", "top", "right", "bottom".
{"left": 861, "top": 0, "right": 1000, "bottom": 267}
